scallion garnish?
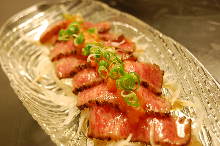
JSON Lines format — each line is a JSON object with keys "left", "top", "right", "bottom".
{"left": 90, "top": 46, "right": 101, "bottom": 55}
{"left": 121, "top": 91, "right": 140, "bottom": 107}
{"left": 58, "top": 21, "right": 81, "bottom": 42}
{"left": 70, "top": 21, "right": 80, "bottom": 26}
{"left": 87, "top": 28, "right": 96, "bottom": 34}
{"left": 74, "top": 33, "right": 84, "bottom": 45}
{"left": 58, "top": 29, "right": 71, "bottom": 41}
{"left": 116, "top": 72, "right": 140, "bottom": 91}
{"left": 82, "top": 44, "right": 92, "bottom": 56}
{"left": 102, "top": 51, "right": 112, "bottom": 60}
{"left": 68, "top": 23, "right": 79, "bottom": 34}
{"left": 99, "top": 60, "right": 109, "bottom": 68}
{"left": 82, "top": 42, "right": 140, "bottom": 107}
{"left": 98, "top": 66, "right": 108, "bottom": 78}
{"left": 109, "top": 64, "right": 124, "bottom": 79}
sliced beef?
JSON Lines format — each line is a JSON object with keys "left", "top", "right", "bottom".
{"left": 99, "top": 33, "right": 137, "bottom": 61}
{"left": 117, "top": 51, "right": 137, "bottom": 61}
{"left": 77, "top": 83, "right": 120, "bottom": 108}
{"left": 50, "top": 40, "right": 76, "bottom": 61}
{"left": 124, "top": 60, "right": 164, "bottom": 94}
{"left": 88, "top": 104, "right": 131, "bottom": 140}
{"left": 55, "top": 56, "right": 88, "bottom": 79}
{"left": 123, "top": 86, "right": 171, "bottom": 124}
{"left": 106, "top": 78, "right": 117, "bottom": 92}
{"left": 115, "top": 35, "right": 136, "bottom": 53}
{"left": 40, "top": 20, "right": 71, "bottom": 44}
{"left": 133, "top": 116, "right": 191, "bottom": 146}
{"left": 77, "top": 83, "right": 170, "bottom": 115}
{"left": 51, "top": 40, "right": 88, "bottom": 61}
{"left": 83, "top": 31, "right": 100, "bottom": 44}
{"left": 95, "top": 22, "right": 111, "bottom": 33}
{"left": 88, "top": 104, "right": 191, "bottom": 146}
{"left": 136, "top": 86, "right": 171, "bottom": 114}
{"left": 72, "top": 68, "right": 103, "bottom": 94}
{"left": 82, "top": 21, "right": 94, "bottom": 30}
{"left": 83, "top": 21, "right": 111, "bottom": 33}
{"left": 99, "top": 33, "right": 117, "bottom": 41}
{"left": 102, "top": 34, "right": 136, "bottom": 54}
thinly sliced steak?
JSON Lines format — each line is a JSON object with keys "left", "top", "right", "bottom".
{"left": 136, "top": 86, "right": 171, "bottom": 114}
{"left": 50, "top": 40, "right": 76, "bottom": 61}
{"left": 55, "top": 56, "right": 87, "bottom": 79}
{"left": 77, "top": 83, "right": 120, "bottom": 108}
{"left": 77, "top": 83, "right": 144, "bottom": 123}
{"left": 77, "top": 83, "right": 170, "bottom": 115}
{"left": 133, "top": 116, "right": 191, "bottom": 146}
{"left": 83, "top": 21, "right": 111, "bottom": 33}
{"left": 40, "top": 20, "right": 71, "bottom": 44}
{"left": 88, "top": 105, "right": 191, "bottom": 146}
{"left": 99, "top": 33, "right": 117, "bottom": 41}
{"left": 72, "top": 68, "right": 103, "bottom": 94}
{"left": 102, "top": 34, "right": 136, "bottom": 54}
{"left": 124, "top": 60, "right": 164, "bottom": 94}
{"left": 95, "top": 22, "right": 111, "bottom": 33}
{"left": 88, "top": 104, "right": 130, "bottom": 140}
{"left": 114, "top": 35, "right": 136, "bottom": 53}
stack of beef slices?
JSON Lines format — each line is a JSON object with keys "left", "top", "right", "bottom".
{"left": 40, "top": 19, "right": 191, "bottom": 146}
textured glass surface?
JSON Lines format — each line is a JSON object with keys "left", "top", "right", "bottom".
{"left": 0, "top": 0, "right": 219, "bottom": 145}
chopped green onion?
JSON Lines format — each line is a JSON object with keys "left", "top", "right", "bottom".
{"left": 128, "top": 72, "right": 140, "bottom": 90}
{"left": 68, "top": 23, "right": 79, "bottom": 34}
{"left": 74, "top": 33, "right": 84, "bottom": 45}
{"left": 83, "top": 42, "right": 140, "bottom": 107}
{"left": 116, "top": 75, "right": 134, "bottom": 91}
{"left": 58, "top": 29, "right": 71, "bottom": 41}
{"left": 110, "top": 54, "right": 122, "bottom": 64}
{"left": 58, "top": 21, "right": 81, "bottom": 41}
{"left": 102, "top": 51, "right": 113, "bottom": 60}
{"left": 121, "top": 91, "right": 139, "bottom": 107}
{"left": 90, "top": 46, "right": 101, "bottom": 58}
{"left": 90, "top": 46, "right": 101, "bottom": 55}
{"left": 109, "top": 64, "right": 124, "bottom": 79}
{"left": 99, "top": 60, "right": 109, "bottom": 68}
{"left": 82, "top": 44, "right": 92, "bottom": 56}
{"left": 98, "top": 66, "right": 108, "bottom": 78}
{"left": 87, "top": 54, "right": 99, "bottom": 62}
{"left": 116, "top": 72, "right": 140, "bottom": 91}
{"left": 87, "top": 28, "right": 96, "bottom": 34}
{"left": 70, "top": 21, "right": 80, "bottom": 26}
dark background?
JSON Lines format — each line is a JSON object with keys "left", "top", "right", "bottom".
{"left": 0, "top": 0, "right": 220, "bottom": 145}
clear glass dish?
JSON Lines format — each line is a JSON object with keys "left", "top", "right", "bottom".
{"left": 0, "top": 0, "right": 219, "bottom": 145}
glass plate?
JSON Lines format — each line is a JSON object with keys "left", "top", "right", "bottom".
{"left": 0, "top": 0, "right": 219, "bottom": 145}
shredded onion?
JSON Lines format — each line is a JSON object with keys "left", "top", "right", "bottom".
{"left": 63, "top": 106, "right": 79, "bottom": 126}
{"left": 111, "top": 40, "right": 125, "bottom": 47}
{"left": 87, "top": 54, "right": 99, "bottom": 62}
{"left": 106, "top": 47, "right": 116, "bottom": 53}
{"left": 149, "top": 122, "right": 156, "bottom": 146}
{"left": 149, "top": 119, "right": 161, "bottom": 146}
{"left": 87, "top": 138, "right": 95, "bottom": 146}
{"left": 121, "top": 91, "right": 139, "bottom": 107}
{"left": 163, "top": 78, "right": 182, "bottom": 106}
{"left": 105, "top": 134, "right": 143, "bottom": 146}
{"left": 77, "top": 109, "right": 89, "bottom": 135}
